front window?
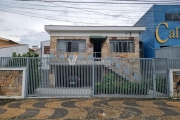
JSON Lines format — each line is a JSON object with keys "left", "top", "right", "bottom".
{"left": 57, "top": 40, "right": 86, "bottom": 52}
{"left": 110, "top": 40, "right": 134, "bottom": 53}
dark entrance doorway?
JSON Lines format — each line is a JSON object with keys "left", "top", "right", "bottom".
{"left": 93, "top": 39, "right": 102, "bottom": 58}
{"left": 90, "top": 35, "right": 107, "bottom": 61}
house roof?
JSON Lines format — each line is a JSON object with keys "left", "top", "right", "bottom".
{"left": 0, "top": 44, "right": 27, "bottom": 49}
{"left": 0, "top": 37, "right": 18, "bottom": 44}
{"left": 45, "top": 25, "right": 146, "bottom": 34}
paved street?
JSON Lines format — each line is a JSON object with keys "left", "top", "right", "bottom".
{"left": 0, "top": 98, "right": 180, "bottom": 120}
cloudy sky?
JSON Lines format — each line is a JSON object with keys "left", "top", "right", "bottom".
{"left": 0, "top": 0, "right": 175, "bottom": 48}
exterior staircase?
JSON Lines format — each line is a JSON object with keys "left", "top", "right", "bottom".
{"left": 103, "top": 59, "right": 141, "bottom": 82}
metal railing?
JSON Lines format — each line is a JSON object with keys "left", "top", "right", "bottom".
{"left": 46, "top": 52, "right": 118, "bottom": 59}
{"left": 0, "top": 57, "right": 179, "bottom": 98}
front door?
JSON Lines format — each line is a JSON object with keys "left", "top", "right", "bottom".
{"left": 93, "top": 40, "right": 102, "bottom": 60}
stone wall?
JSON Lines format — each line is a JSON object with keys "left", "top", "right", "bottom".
{"left": 0, "top": 70, "right": 23, "bottom": 96}
{"left": 173, "top": 71, "right": 180, "bottom": 98}
{"left": 50, "top": 36, "right": 139, "bottom": 58}
{"left": 50, "top": 36, "right": 93, "bottom": 58}
{"left": 102, "top": 37, "right": 139, "bottom": 58}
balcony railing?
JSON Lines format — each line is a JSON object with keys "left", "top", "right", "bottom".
{"left": 46, "top": 52, "right": 122, "bottom": 59}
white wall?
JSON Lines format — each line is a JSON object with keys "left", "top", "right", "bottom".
{"left": 0, "top": 44, "right": 29, "bottom": 57}
{"left": 40, "top": 40, "right": 50, "bottom": 70}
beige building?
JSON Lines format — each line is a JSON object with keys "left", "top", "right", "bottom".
{"left": 43, "top": 26, "right": 146, "bottom": 88}
{"left": 45, "top": 26, "right": 145, "bottom": 59}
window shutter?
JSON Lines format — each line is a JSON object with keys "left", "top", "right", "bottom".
{"left": 57, "top": 40, "right": 66, "bottom": 52}
{"left": 78, "top": 41, "right": 86, "bottom": 52}
{"left": 110, "top": 43, "right": 113, "bottom": 52}
{"left": 129, "top": 42, "right": 134, "bottom": 52}
{"left": 72, "top": 42, "right": 78, "bottom": 52}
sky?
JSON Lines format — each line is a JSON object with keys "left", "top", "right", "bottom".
{"left": 0, "top": 0, "right": 167, "bottom": 48}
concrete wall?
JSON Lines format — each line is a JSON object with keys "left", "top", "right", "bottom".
{"left": 0, "top": 45, "right": 29, "bottom": 57}
{"left": 50, "top": 36, "right": 139, "bottom": 58}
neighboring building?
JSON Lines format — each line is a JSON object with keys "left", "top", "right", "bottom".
{"left": 40, "top": 40, "right": 50, "bottom": 70}
{"left": 29, "top": 48, "right": 35, "bottom": 53}
{"left": 134, "top": 5, "right": 180, "bottom": 58}
{"left": 0, "top": 37, "right": 29, "bottom": 57}
{"left": 0, "top": 44, "right": 29, "bottom": 57}
{"left": 0, "top": 37, "right": 18, "bottom": 45}
{"left": 0, "top": 37, "right": 33, "bottom": 55}
{"left": 32, "top": 45, "right": 39, "bottom": 51}
{"left": 45, "top": 26, "right": 145, "bottom": 59}
{"left": 34, "top": 48, "right": 41, "bottom": 55}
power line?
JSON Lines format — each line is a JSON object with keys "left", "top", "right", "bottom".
{"left": 2, "top": 0, "right": 157, "bottom": 13}
{"left": 0, "top": 8, "right": 97, "bottom": 25}
{"left": 20, "top": 0, "right": 180, "bottom": 4}
{"left": 1, "top": 0, "right": 179, "bottom": 26}
{"left": 1, "top": 3, "right": 177, "bottom": 22}
{"left": 0, "top": 8, "right": 174, "bottom": 29}
{"left": 0, "top": 1, "right": 154, "bottom": 12}
{"left": 0, "top": 4, "right": 122, "bottom": 21}
{"left": 1, "top": 1, "right": 124, "bottom": 17}
{"left": 0, "top": 5, "right": 154, "bottom": 21}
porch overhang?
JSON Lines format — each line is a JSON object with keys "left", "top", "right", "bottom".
{"left": 44, "top": 25, "right": 146, "bottom": 37}
{"left": 90, "top": 35, "right": 107, "bottom": 43}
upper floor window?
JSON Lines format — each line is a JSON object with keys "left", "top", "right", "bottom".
{"left": 57, "top": 40, "right": 86, "bottom": 52}
{"left": 44, "top": 46, "right": 50, "bottom": 54}
{"left": 110, "top": 40, "right": 134, "bottom": 53}
{"left": 165, "top": 13, "right": 180, "bottom": 21}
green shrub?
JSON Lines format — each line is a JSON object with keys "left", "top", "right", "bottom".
{"left": 119, "top": 81, "right": 148, "bottom": 95}
{"left": 156, "top": 78, "right": 167, "bottom": 94}
{"left": 95, "top": 74, "right": 119, "bottom": 94}
{"left": 149, "top": 78, "right": 168, "bottom": 94}
{"left": 95, "top": 74, "right": 148, "bottom": 95}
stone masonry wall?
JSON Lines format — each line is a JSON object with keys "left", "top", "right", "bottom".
{"left": 50, "top": 36, "right": 93, "bottom": 58}
{"left": 0, "top": 70, "right": 23, "bottom": 96}
{"left": 173, "top": 71, "right": 180, "bottom": 98}
{"left": 50, "top": 36, "right": 139, "bottom": 58}
{"left": 101, "top": 37, "right": 139, "bottom": 58}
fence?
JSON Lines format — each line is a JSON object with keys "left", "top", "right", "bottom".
{"left": 0, "top": 57, "right": 179, "bottom": 98}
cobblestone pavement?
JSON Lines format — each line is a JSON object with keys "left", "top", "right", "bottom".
{"left": 0, "top": 98, "right": 180, "bottom": 120}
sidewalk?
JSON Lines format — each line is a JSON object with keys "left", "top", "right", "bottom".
{"left": 0, "top": 98, "right": 180, "bottom": 119}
